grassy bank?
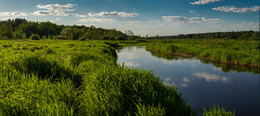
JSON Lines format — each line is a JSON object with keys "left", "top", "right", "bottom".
{"left": 0, "top": 40, "right": 194, "bottom": 115}
{"left": 146, "top": 39, "right": 260, "bottom": 68}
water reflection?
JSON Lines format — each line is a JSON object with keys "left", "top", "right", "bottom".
{"left": 193, "top": 72, "right": 229, "bottom": 83}
{"left": 164, "top": 77, "right": 191, "bottom": 88}
{"left": 148, "top": 49, "right": 259, "bottom": 74}
{"left": 117, "top": 46, "right": 259, "bottom": 116}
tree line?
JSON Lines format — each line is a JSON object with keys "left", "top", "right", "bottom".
{"left": 0, "top": 18, "right": 138, "bottom": 40}
{"left": 149, "top": 31, "right": 259, "bottom": 40}
{"left": 1, "top": 18, "right": 258, "bottom": 40}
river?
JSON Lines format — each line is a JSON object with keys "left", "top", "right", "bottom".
{"left": 116, "top": 46, "right": 259, "bottom": 116}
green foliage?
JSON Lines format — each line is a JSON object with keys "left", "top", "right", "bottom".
{"left": 29, "top": 34, "right": 40, "bottom": 40}
{"left": 0, "top": 40, "right": 193, "bottom": 115}
{"left": 0, "top": 18, "right": 127, "bottom": 40}
{"left": 146, "top": 43, "right": 178, "bottom": 54}
{"left": 149, "top": 31, "right": 260, "bottom": 40}
{"left": 116, "top": 35, "right": 126, "bottom": 40}
{"left": 146, "top": 40, "right": 259, "bottom": 67}
{"left": 135, "top": 103, "right": 166, "bottom": 116}
{"left": 79, "top": 37, "right": 87, "bottom": 41}
{"left": 203, "top": 105, "right": 235, "bottom": 116}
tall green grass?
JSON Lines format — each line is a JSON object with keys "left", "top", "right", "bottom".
{"left": 0, "top": 40, "right": 194, "bottom": 115}
{"left": 203, "top": 105, "right": 235, "bottom": 116}
{"left": 146, "top": 40, "right": 259, "bottom": 68}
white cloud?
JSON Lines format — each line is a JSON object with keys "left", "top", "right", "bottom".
{"left": 190, "top": 0, "right": 222, "bottom": 5}
{"left": 72, "top": 13, "right": 87, "bottom": 18}
{"left": 88, "top": 11, "right": 117, "bottom": 17}
{"left": 162, "top": 16, "right": 223, "bottom": 24}
{"left": 33, "top": 4, "right": 76, "bottom": 16}
{"left": 37, "top": 4, "right": 75, "bottom": 12}
{"left": 159, "top": 23, "right": 168, "bottom": 26}
{"left": 79, "top": 18, "right": 115, "bottom": 23}
{"left": 213, "top": 6, "right": 260, "bottom": 13}
{"left": 0, "top": 12, "right": 27, "bottom": 17}
{"left": 147, "top": 20, "right": 161, "bottom": 23}
{"left": 190, "top": 10, "right": 196, "bottom": 13}
{"left": 118, "top": 12, "right": 139, "bottom": 17}
{"left": 88, "top": 11, "right": 139, "bottom": 17}
{"left": 56, "top": 18, "right": 60, "bottom": 21}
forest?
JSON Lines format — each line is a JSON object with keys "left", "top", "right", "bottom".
{"left": 149, "top": 31, "right": 259, "bottom": 40}
{"left": 0, "top": 18, "right": 132, "bottom": 40}
{"left": 0, "top": 18, "right": 259, "bottom": 40}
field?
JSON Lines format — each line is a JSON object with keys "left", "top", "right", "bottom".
{"left": 146, "top": 39, "right": 260, "bottom": 68}
{"left": 0, "top": 40, "right": 194, "bottom": 115}
{"left": 1, "top": 39, "right": 255, "bottom": 115}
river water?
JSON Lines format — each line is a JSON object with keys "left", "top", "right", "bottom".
{"left": 116, "top": 46, "right": 259, "bottom": 116}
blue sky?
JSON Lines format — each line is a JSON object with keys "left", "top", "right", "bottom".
{"left": 0, "top": 0, "right": 259, "bottom": 36}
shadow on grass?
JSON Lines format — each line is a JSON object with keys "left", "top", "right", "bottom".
{"left": 12, "top": 55, "right": 82, "bottom": 87}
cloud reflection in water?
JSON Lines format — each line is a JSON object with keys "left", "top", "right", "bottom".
{"left": 193, "top": 72, "right": 229, "bottom": 83}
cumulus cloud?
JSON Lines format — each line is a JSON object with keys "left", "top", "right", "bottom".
{"left": 88, "top": 11, "right": 117, "bottom": 17}
{"left": 79, "top": 18, "right": 115, "bottom": 23}
{"left": 118, "top": 12, "right": 139, "bottom": 17}
{"left": 33, "top": 4, "right": 76, "bottom": 16}
{"left": 189, "top": 10, "right": 196, "bottom": 13}
{"left": 72, "top": 13, "right": 87, "bottom": 18}
{"left": 213, "top": 6, "right": 260, "bottom": 13}
{"left": 0, "top": 12, "right": 27, "bottom": 17}
{"left": 162, "top": 16, "right": 223, "bottom": 24}
{"left": 88, "top": 11, "right": 139, "bottom": 17}
{"left": 190, "top": 0, "right": 222, "bottom": 5}
{"left": 37, "top": 4, "right": 75, "bottom": 11}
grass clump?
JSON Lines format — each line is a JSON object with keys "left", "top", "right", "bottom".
{"left": 79, "top": 65, "right": 193, "bottom": 115}
{"left": 203, "top": 105, "right": 235, "bottom": 116}
{"left": 0, "top": 40, "right": 194, "bottom": 115}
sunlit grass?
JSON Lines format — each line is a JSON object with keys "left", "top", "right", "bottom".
{"left": 0, "top": 39, "right": 195, "bottom": 115}
{"left": 203, "top": 105, "right": 235, "bottom": 116}
{"left": 146, "top": 39, "right": 259, "bottom": 67}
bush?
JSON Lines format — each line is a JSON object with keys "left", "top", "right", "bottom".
{"left": 30, "top": 34, "right": 40, "bottom": 40}
{"left": 79, "top": 37, "right": 87, "bottom": 41}
{"left": 116, "top": 36, "right": 126, "bottom": 40}
{"left": 102, "top": 35, "right": 109, "bottom": 40}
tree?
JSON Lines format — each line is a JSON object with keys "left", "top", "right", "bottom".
{"left": 38, "top": 21, "right": 58, "bottom": 37}
{"left": 16, "top": 22, "right": 39, "bottom": 38}
{"left": 0, "top": 21, "right": 13, "bottom": 39}
{"left": 59, "top": 27, "right": 72, "bottom": 40}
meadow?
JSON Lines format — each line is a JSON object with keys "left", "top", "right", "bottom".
{"left": 0, "top": 39, "right": 195, "bottom": 115}
{"left": 146, "top": 39, "right": 260, "bottom": 68}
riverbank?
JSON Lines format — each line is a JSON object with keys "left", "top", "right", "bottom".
{"left": 0, "top": 40, "right": 194, "bottom": 115}
{"left": 145, "top": 39, "right": 259, "bottom": 68}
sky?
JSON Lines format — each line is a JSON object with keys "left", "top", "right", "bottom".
{"left": 0, "top": 0, "right": 259, "bottom": 36}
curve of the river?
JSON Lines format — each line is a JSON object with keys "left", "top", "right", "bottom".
{"left": 116, "top": 46, "right": 259, "bottom": 116}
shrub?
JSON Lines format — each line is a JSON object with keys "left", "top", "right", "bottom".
{"left": 30, "top": 34, "right": 40, "bottom": 40}
{"left": 116, "top": 36, "right": 126, "bottom": 40}
{"left": 102, "top": 35, "right": 109, "bottom": 40}
{"left": 79, "top": 37, "right": 87, "bottom": 41}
